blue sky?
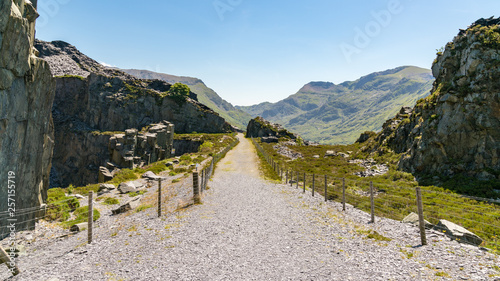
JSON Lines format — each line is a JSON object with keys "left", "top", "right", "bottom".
{"left": 36, "top": 0, "right": 499, "bottom": 106}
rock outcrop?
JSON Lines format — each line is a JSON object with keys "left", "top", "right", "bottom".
{"left": 108, "top": 122, "right": 174, "bottom": 170}
{"left": 363, "top": 18, "right": 500, "bottom": 181}
{"left": 34, "top": 40, "right": 233, "bottom": 188}
{"left": 0, "top": 0, "right": 56, "bottom": 232}
{"left": 246, "top": 117, "right": 297, "bottom": 140}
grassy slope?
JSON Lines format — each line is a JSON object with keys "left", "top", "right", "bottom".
{"left": 238, "top": 66, "right": 434, "bottom": 144}
{"left": 254, "top": 139, "right": 500, "bottom": 253}
{"left": 122, "top": 69, "right": 252, "bottom": 130}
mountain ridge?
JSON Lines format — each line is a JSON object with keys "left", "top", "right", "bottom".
{"left": 237, "top": 66, "right": 434, "bottom": 144}
{"left": 122, "top": 69, "right": 252, "bottom": 130}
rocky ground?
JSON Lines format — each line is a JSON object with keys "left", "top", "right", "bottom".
{"left": 0, "top": 136, "right": 498, "bottom": 280}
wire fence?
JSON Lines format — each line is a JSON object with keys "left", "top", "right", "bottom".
{"left": 0, "top": 136, "right": 240, "bottom": 276}
{"left": 252, "top": 138, "right": 500, "bottom": 253}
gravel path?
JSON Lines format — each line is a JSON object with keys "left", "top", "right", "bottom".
{"left": 2, "top": 135, "right": 499, "bottom": 280}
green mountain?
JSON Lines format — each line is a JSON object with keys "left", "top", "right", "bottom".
{"left": 122, "top": 69, "right": 252, "bottom": 130}
{"left": 237, "top": 66, "right": 434, "bottom": 145}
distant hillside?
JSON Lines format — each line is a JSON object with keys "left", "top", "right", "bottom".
{"left": 122, "top": 69, "right": 252, "bottom": 130}
{"left": 237, "top": 66, "right": 434, "bottom": 144}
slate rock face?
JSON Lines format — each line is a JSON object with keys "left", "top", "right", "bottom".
{"left": 0, "top": 0, "right": 56, "bottom": 232}
{"left": 362, "top": 18, "right": 500, "bottom": 181}
{"left": 34, "top": 40, "right": 234, "bottom": 188}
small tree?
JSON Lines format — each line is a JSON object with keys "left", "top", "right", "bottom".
{"left": 169, "top": 83, "right": 190, "bottom": 103}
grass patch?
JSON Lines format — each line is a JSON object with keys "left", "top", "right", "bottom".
{"left": 252, "top": 141, "right": 281, "bottom": 182}
{"left": 108, "top": 169, "right": 138, "bottom": 186}
{"left": 135, "top": 204, "right": 153, "bottom": 213}
{"left": 129, "top": 190, "right": 146, "bottom": 197}
{"left": 46, "top": 188, "right": 80, "bottom": 222}
{"left": 357, "top": 229, "right": 392, "bottom": 242}
{"left": 103, "top": 197, "right": 120, "bottom": 205}
{"left": 435, "top": 271, "right": 450, "bottom": 278}
{"left": 61, "top": 206, "right": 100, "bottom": 228}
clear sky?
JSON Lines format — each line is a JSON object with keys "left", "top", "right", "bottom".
{"left": 36, "top": 0, "right": 499, "bottom": 106}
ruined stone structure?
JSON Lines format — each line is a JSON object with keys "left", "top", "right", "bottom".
{"left": 109, "top": 122, "right": 175, "bottom": 169}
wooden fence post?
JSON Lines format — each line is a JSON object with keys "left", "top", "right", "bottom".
{"left": 88, "top": 191, "right": 93, "bottom": 244}
{"left": 342, "top": 178, "right": 346, "bottom": 211}
{"left": 312, "top": 174, "right": 315, "bottom": 197}
{"left": 303, "top": 173, "right": 306, "bottom": 193}
{"left": 286, "top": 170, "right": 289, "bottom": 185}
{"left": 0, "top": 245, "right": 20, "bottom": 276}
{"left": 158, "top": 178, "right": 162, "bottom": 217}
{"left": 370, "top": 181, "right": 375, "bottom": 223}
{"left": 416, "top": 187, "right": 427, "bottom": 245}
{"left": 193, "top": 172, "right": 201, "bottom": 204}
{"left": 324, "top": 175, "right": 327, "bottom": 202}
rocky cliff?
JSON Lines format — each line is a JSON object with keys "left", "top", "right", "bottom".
{"left": 363, "top": 18, "right": 500, "bottom": 181}
{"left": 0, "top": 0, "right": 56, "bottom": 232}
{"left": 35, "top": 40, "right": 233, "bottom": 187}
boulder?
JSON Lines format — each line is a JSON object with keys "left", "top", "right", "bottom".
{"left": 98, "top": 166, "right": 114, "bottom": 183}
{"left": 111, "top": 196, "right": 143, "bottom": 215}
{"left": 142, "top": 171, "right": 160, "bottom": 180}
{"left": 313, "top": 155, "right": 320, "bottom": 159}
{"left": 401, "top": 212, "right": 433, "bottom": 229}
{"left": 435, "top": 219, "right": 483, "bottom": 246}
{"left": 98, "top": 183, "right": 116, "bottom": 195}
{"left": 118, "top": 182, "right": 136, "bottom": 194}
{"left": 261, "top": 136, "right": 279, "bottom": 143}
{"left": 325, "top": 150, "right": 336, "bottom": 157}
{"left": 70, "top": 222, "right": 88, "bottom": 232}
{"left": 99, "top": 183, "right": 116, "bottom": 192}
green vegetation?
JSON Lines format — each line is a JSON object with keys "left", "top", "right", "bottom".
{"left": 129, "top": 190, "right": 146, "bottom": 197}
{"left": 357, "top": 229, "right": 392, "bottom": 242}
{"left": 199, "top": 141, "right": 214, "bottom": 152}
{"left": 238, "top": 66, "right": 434, "bottom": 144}
{"left": 253, "top": 138, "right": 500, "bottom": 253}
{"left": 471, "top": 24, "right": 500, "bottom": 49}
{"left": 435, "top": 271, "right": 451, "bottom": 278}
{"left": 103, "top": 197, "right": 120, "bottom": 205}
{"left": 168, "top": 82, "right": 190, "bottom": 104}
{"left": 61, "top": 206, "right": 100, "bottom": 228}
{"left": 46, "top": 188, "right": 80, "bottom": 221}
{"left": 108, "top": 169, "right": 138, "bottom": 186}
{"left": 135, "top": 204, "right": 153, "bottom": 213}
{"left": 55, "top": 74, "right": 86, "bottom": 81}
{"left": 90, "top": 130, "right": 124, "bottom": 136}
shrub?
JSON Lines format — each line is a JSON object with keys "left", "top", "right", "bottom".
{"left": 168, "top": 83, "right": 190, "bottom": 104}
{"left": 179, "top": 154, "right": 192, "bottom": 161}
{"left": 46, "top": 188, "right": 80, "bottom": 222}
{"left": 199, "top": 141, "right": 214, "bottom": 152}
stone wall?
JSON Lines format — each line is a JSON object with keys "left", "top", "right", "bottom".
{"left": 0, "top": 0, "right": 56, "bottom": 233}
